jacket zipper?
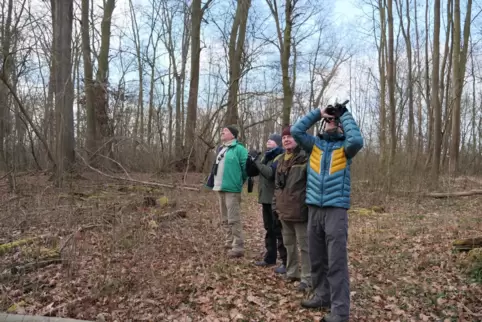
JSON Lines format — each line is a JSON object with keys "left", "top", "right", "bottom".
{"left": 321, "top": 141, "right": 334, "bottom": 207}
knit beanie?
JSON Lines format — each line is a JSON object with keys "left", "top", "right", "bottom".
{"left": 226, "top": 125, "right": 239, "bottom": 139}
{"left": 282, "top": 125, "right": 291, "bottom": 137}
{"left": 268, "top": 134, "right": 282, "bottom": 147}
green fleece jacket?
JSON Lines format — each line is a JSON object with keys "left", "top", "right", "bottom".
{"left": 206, "top": 140, "right": 249, "bottom": 193}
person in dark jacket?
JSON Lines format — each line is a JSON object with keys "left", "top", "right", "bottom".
{"left": 273, "top": 125, "right": 311, "bottom": 292}
{"left": 247, "top": 134, "right": 287, "bottom": 272}
{"left": 291, "top": 103, "right": 363, "bottom": 322}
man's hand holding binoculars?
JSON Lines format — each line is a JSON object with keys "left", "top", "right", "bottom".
{"left": 320, "top": 100, "right": 349, "bottom": 119}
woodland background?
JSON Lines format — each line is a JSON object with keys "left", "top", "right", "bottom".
{"left": 0, "top": 0, "right": 481, "bottom": 188}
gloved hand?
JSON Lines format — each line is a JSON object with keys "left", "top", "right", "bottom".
{"left": 248, "top": 149, "right": 261, "bottom": 162}
{"left": 324, "top": 101, "right": 348, "bottom": 118}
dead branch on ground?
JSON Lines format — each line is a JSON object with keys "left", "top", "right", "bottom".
{"left": 425, "top": 189, "right": 482, "bottom": 198}
{"left": 452, "top": 237, "right": 482, "bottom": 251}
{"left": 76, "top": 152, "right": 200, "bottom": 191}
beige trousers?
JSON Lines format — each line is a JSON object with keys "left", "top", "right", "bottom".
{"left": 217, "top": 192, "right": 244, "bottom": 252}
{"left": 281, "top": 220, "right": 311, "bottom": 284}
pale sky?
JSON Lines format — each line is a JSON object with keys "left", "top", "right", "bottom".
{"left": 106, "top": 0, "right": 373, "bottom": 111}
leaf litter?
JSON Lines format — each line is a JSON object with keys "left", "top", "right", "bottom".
{"left": 0, "top": 173, "right": 481, "bottom": 321}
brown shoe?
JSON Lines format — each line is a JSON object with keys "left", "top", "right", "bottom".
{"left": 227, "top": 249, "right": 244, "bottom": 258}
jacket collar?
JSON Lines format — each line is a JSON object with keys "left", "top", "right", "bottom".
{"left": 319, "top": 131, "right": 345, "bottom": 141}
{"left": 223, "top": 139, "right": 237, "bottom": 147}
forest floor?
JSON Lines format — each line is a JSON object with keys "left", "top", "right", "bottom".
{"left": 0, "top": 172, "right": 481, "bottom": 322}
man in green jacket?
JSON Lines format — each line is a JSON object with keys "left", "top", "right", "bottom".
{"left": 206, "top": 125, "right": 249, "bottom": 258}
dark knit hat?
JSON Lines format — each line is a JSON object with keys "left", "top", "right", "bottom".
{"left": 282, "top": 125, "right": 291, "bottom": 137}
{"left": 226, "top": 124, "right": 239, "bottom": 138}
{"left": 268, "top": 134, "right": 282, "bottom": 147}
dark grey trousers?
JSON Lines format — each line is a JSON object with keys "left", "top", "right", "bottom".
{"left": 308, "top": 206, "right": 350, "bottom": 317}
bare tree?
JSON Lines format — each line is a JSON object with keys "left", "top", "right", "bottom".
{"left": 160, "top": 0, "right": 190, "bottom": 158}
{"left": 185, "top": 0, "right": 214, "bottom": 159}
{"left": 82, "top": 0, "right": 116, "bottom": 163}
{"left": 52, "top": 0, "right": 75, "bottom": 184}
{"left": 224, "top": 0, "right": 251, "bottom": 127}
{"left": 430, "top": 0, "right": 442, "bottom": 183}
{"left": 449, "top": 0, "right": 472, "bottom": 174}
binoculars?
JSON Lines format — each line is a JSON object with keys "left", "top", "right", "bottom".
{"left": 325, "top": 100, "right": 349, "bottom": 118}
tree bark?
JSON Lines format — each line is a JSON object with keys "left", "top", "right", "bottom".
{"left": 225, "top": 0, "right": 251, "bottom": 127}
{"left": 430, "top": 0, "right": 442, "bottom": 184}
{"left": 53, "top": 0, "right": 75, "bottom": 184}
{"left": 386, "top": 0, "right": 397, "bottom": 178}
{"left": 185, "top": 0, "right": 203, "bottom": 158}
{"left": 449, "top": 0, "right": 472, "bottom": 174}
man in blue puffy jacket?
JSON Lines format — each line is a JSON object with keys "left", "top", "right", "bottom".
{"left": 291, "top": 102, "right": 363, "bottom": 322}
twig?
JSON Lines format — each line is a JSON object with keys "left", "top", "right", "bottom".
{"left": 81, "top": 147, "right": 132, "bottom": 179}
{"left": 0, "top": 67, "right": 56, "bottom": 168}
{"left": 59, "top": 224, "right": 107, "bottom": 253}
{"left": 6, "top": 195, "right": 21, "bottom": 203}
{"left": 0, "top": 171, "right": 12, "bottom": 181}
{"left": 76, "top": 152, "right": 200, "bottom": 191}
{"left": 155, "top": 210, "right": 187, "bottom": 222}
{"left": 463, "top": 304, "right": 482, "bottom": 317}
{"left": 183, "top": 145, "right": 195, "bottom": 185}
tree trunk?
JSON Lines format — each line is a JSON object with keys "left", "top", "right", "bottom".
{"left": 81, "top": 0, "right": 96, "bottom": 154}
{"left": 185, "top": 0, "right": 202, "bottom": 158}
{"left": 225, "top": 0, "right": 251, "bottom": 127}
{"left": 430, "top": 0, "right": 442, "bottom": 184}
{"left": 94, "top": 0, "right": 115, "bottom": 143}
{"left": 0, "top": 0, "right": 14, "bottom": 188}
{"left": 449, "top": 0, "right": 472, "bottom": 174}
{"left": 53, "top": 0, "right": 75, "bottom": 185}
{"left": 377, "top": 0, "right": 387, "bottom": 166}
{"left": 129, "top": 0, "right": 144, "bottom": 143}
{"left": 386, "top": 0, "right": 397, "bottom": 178}
{"left": 281, "top": 0, "right": 294, "bottom": 126}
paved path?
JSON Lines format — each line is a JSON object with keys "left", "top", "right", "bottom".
{"left": 0, "top": 314, "right": 93, "bottom": 322}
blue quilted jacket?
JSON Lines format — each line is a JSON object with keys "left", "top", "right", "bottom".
{"left": 291, "top": 109, "right": 364, "bottom": 209}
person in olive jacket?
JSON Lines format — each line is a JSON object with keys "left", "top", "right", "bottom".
{"left": 246, "top": 134, "right": 287, "bottom": 272}
{"left": 272, "top": 125, "right": 311, "bottom": 292}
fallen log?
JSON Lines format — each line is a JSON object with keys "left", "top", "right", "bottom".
{"left": 11, "top": 258, "right": 63, "bottom": 274}
{"left": 453, "top": 237, "right": 482, "bottom": 251}
{"left": 425, "top": 189, "right": 482, "bottom": 198}
{"left": 0, "top": 236, "right": 48, "bottom": 256}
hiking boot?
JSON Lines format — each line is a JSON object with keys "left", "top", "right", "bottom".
{"left": 321, "top": 313, "right": 348, "bottom": 322}
{"left": 301, "top": 295, "right": 331, "bottom": 309}
{"left": 274, "top": 264, "right": 286, "bottom": 274}
{"left": 297, "top": 281, "right": 310, "bottom": 292}
{"left": 254, "top": 260, "right": 275, "bottom": 267}
{"left": 227, "top": 249, "right": 244, "bottom": 258}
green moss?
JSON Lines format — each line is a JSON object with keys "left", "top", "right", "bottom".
{"left": 0, "top": 238, "right": 37, "bottom": 256}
